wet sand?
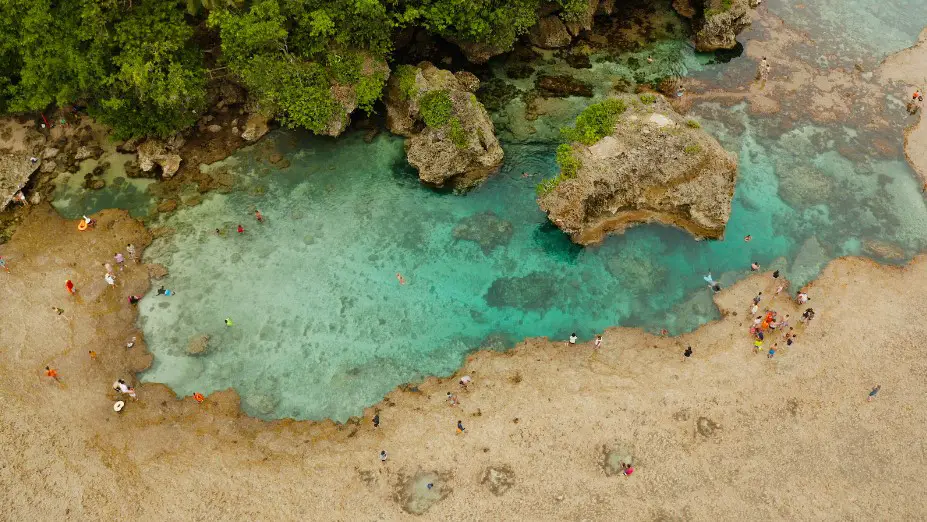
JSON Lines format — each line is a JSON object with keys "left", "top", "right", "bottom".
{"left": 1, "top": 203, "right": 926, "bottom": 519}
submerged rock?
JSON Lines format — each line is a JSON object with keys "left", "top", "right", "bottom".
{"left": 452, "top": 211, "right": 514, "bottom": 254}
{"left": 186, "top": 334, "right": 210, "bottom": 355}
{"left": 536, "top": 75, "right": 594, "bottom": 98}
{"left": 537, "top": 94, "right": 738, "bottom": 244}
{"left": 384, "top": 62, "right": 504, "bottom": 190}
{"left": 673, "top": 0, "right": 754, "bottom": 51}
{"left": 485, "top": 271, "right": 558, "bottom": 310}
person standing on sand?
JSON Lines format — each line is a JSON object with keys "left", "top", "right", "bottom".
{"left": 380, "top": 450, "right": 388, "bottom": 462}
{"left": 868, "top": 385, "right": 881, "bottom": 402}
{"left": 594, "top": 335, "right": 602, "bottom": 348}
{"left": 456, "top": 420, "right": 466, "bottom": 434}
{"left": 126, "top": 244, "right": 137, "bottom": 263}
{"left": 768, "top": 343, "right": 777, "bottom": 358}
{"left": 45, "top": 366, "right": 60, "bottom": 382}
{"left": 459, "top": 375, "right": 472, "bottom": 389}
{"left": 373, "top": 414, "right": 380, "bottom": 428}
{"left": 65, "top": 279, "right": 75, "bottom": 295}
{"left": 446, "top": 392, "right": 459, "bottom": 406}
{"left": 753, "top": 339, "right": 763, "bottom": 354}
{"left": 622, "top": 463, "right": 634, "bottom": 477}
{"left": 114, "top": 252, "right": 125, "bottom": 269}
{"left": 88, "top": 350, "right": 97, "bottom": 360}
{"left": 0, "top": 256, "right": 9, "bottom": 273}
{"left": 786, "top": 334, "right": 796, "bottom": 347}
{"left": 569, "top": 333, "right": 577, "bottom": 345}
{"left": 683, "top": 346, "right": 693, "bottom": 361}
{"left": 104, "top": 273, "right": 116, "bottom": 288}
{"left": 796, "top": 292, "right": 809, "bottom": 304}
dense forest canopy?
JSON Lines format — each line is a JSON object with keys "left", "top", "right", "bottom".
{"left": 0, "top": 0, "right": 589, "bottom": 139}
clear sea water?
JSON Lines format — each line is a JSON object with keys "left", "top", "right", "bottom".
{"left": 51, "top": 3, "right": 927, "bottom": 421}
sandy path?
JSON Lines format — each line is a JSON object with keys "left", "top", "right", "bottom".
{"left": 1, "top": 204, "right": 926, "bottom": 520}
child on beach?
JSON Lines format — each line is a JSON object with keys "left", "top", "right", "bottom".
{"left": 456, "top": 420, "right": 465, "bottom": 434}
{"left": 753, "top": 339, "right": 763, "bottom": 354}
{"left": 868, "top": 385, "right": 881, "bottom": 402}
{"left": 768, "top": 343, "right": 777, "bottom": 358}
{"left": 446, "top": 392, "right": 459, "bottom": 406}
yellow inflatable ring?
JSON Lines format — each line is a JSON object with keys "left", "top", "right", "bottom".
{"left": 77, "top": 219, "right": 88, "bottom": 231}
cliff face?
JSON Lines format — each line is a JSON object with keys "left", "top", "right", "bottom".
{"left": 384, "top": 62, "right": 504, "bottom": 190}
{"left": 673, "top": 0, "right": 755, "bottom": 51}
{"left": 537, "top": 94, "right": 738, "bottom": 244}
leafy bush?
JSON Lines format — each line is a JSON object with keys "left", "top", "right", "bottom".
{"left": 420, "top": 89, "right": 453, "bottom": 128}
{"left": 684, "top": 144, "right": 701, "bottom": 155}
{"left": 394, "top": 65, "right": 418, "bottom": 100}
{"left": 556, "top": 143, "right": 580, "bottom": 178}
{"left": 447, "top": 117, "right": 468, "bottom": 149}
{"left": 686, "top": 119, "right": 701, "bottom": 129}
{"left": 639, "top": 93, "right": 656, "bottom": 105}
{"left": 561, "top": 99, "right": 627, "bottom": 145}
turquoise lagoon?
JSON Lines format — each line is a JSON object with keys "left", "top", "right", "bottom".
{"left": 50, "top": 3, "right": 927, "bottom": 421}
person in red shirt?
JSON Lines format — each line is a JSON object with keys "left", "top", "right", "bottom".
{"left": 45, "top": 366, "right": 60, "bottom": 382}
{"left": 65, "top": 279, "right": 75, "bottom": 295}
{"left": 237, "top": 224, "right": 244, "bottom": 234}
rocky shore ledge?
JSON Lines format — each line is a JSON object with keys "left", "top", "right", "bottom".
{"left": 1, "top": 204, "right": 926, "bottom": 519}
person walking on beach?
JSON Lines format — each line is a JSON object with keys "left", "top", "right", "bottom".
{"left": 594, "top": 335, "right": 602, "bottom": 348}
{"left": 800, "top": 308, "right": 815, "bottom": 324}
{"left": 768, "top": 343, "right": 777, "bottom": 358}
{"left": 113, "top": 379, "right": 137, "bottom": 400}
{"left": 456, "top": 420, "right": 466, "bottom": 434}
{"left": 193, "top": 392, "right": 205, "bottom": 403}
{"left": 753, "top": 292, "right": 762, "bottom": 306}
{"left": 379, "top": 450, "right": 388, "bottom": 462}
{"left": 88, "top": 350, "right": 97, "bottom": 360}
{"left": 65, "top": 279, "right": 75, "bottom": 295}
{"left": 786, "top": 334, "right": 796, "bottom": 347}
{"left": 868, "top": 385, "right": 881, "bottom": 402}
{"left": 126, "top": 243, "right": 138, "bottom": 263}
{"left": 104, "top": 273, "right": 116, "bottom": 288}
{"left": 683, "top": 346, "right": 693, "bottom": 361}
{"left": 796, "top": 291, "right": 809, "bottom": 304}
{"left": 45, "top": 366, "right": 60, "bottom": 382}
{"left": 568, "top": 333, "right": 577, "bottom": 345}
{"left": 446, "top": 391, "right": 459, "bottom": 406}
{"left": 114, "top": 252, "right": 125, "bottom": 269}
{"left": 753, "top": 339, "right": 763, "bottom": 354}
{"left": 373, "top": 414, "right": 380, "bottom": 428}
{"left": 622, "top": 463, "right": 634, "bottom": 477}
{"left": 459, "top": 375, "right": 472, "bottom": 389}
{"left": 0, "top": 256, "right": 9, "bottom": 273}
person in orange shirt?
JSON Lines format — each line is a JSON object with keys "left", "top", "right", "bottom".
{"left": 65, "top": 279, "right": 75, "bottom": 295}
{"left": 88, "top": 350, "right": 97, "bottom": 360}
{"left": 45, "top": 366, "right": 60, "bottom": 382}
{"left": 193, "top": 392, "right": 205, "bottom": 403}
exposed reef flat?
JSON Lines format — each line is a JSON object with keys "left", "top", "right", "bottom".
{"left": 1, "top": 204, "right": 926, "bottom": 519}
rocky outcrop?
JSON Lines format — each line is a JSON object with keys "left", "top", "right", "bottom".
{"left": 672, "top": 0, "right": 753, "bottom": 52}
{"left": 384, "top": 62, "right": 504, "bottom": 190}
{"left": 0, "top": 153, "right": 39, "bottom": 210}
{"left": 536, "top": 75, "right": 593, "bottom": 98}
{"left": 323, "top": 54, "right": 390, "bottom": 137}
{"left": 529, "top": 15, "right": 572, "bottom": 49}
{"left": 537, "top": 94, "right": 738, "bottom": 244}
{"left": 137, "top": 139, "right": 183, "bottom": 178}
{"left": 241, "top": 113, "right": 270, "bottom": 142}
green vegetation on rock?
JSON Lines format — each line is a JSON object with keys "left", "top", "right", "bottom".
{"left": 686, "top": 119, "right": 701, "bottom": 129}
{"left": 0, "top": 0, "right": 596, "bottom": 139}
{"left": 639, "top": 93, "right": 656, "bottom": 105}
{"left": 420, "top": 90, "right": 453, "bottom": 128}
{"left": 447, "top": 117, "right": 468, "bottom": 149}
{"left": 684, "top": 143, "right": 701, "bottom": 155}
{"left": 561, "top": 99, "right": 627, "bottom": 145}
{"left": 537, "top": 143, "right": 580, "bottom": 197}
{"left": 394, "top": 65, "right": 419, "bottom": 101}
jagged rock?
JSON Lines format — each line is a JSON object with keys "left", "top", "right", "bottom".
{"left": 0, "top": 152, "right": 39, "bottom": 210}
{"left": 116, "top": 137, "right": 141, "bottom": 153}
{"left": 673, "top": 0, "right": 753, "bottom": 51}
{"left": 564, "top": 0, "right": 599, "bottom": 36}
{"left": 137, "top": 139, "right": 182, "bottom": 178}
{"left": 74, "top": 145, "right": 103, "bottom": 161}
{"left": 187, "top": 334, "right": 210, "bottom": 355}
{"left": 241, "top": 113, "right": 270, "bottom": 142}
{"left": 87, "top": 178, "right": 105, "bottom": 190}
{"left": 454, "top": 71, "right": 480, "bottom": 93}
{"left": 207, "top": 124, "right": 222, "bottom": 133}
{"left": 538, "top": 94, "right": 738, "bottom": 244}
{"left": 597, "top": 0, "right": 616, "bottom": 15}
{"left": 39, "top": 160, "right": 57, "bottom": 174}
{"left": 528, "top": 15, "right": 572, "bottom": 49}
{"left": 384, "top": 62, "right": 504, "bottom": 190}
{"left": 42, "top": 147, "right": 60, "bottom": 159}
{"left": 446, "top": 36, "right": 509, "bottom": 64}
{"left": 537, "top": 75, "right": 594, "bottom": 98}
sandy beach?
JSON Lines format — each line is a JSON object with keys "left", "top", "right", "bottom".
{"left": 1, "top": 203, "right": 926, "bottom": 520}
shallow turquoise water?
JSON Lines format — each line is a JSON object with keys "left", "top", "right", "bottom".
{"left": 44, "top": 4, "right": 927, "bottom": 420}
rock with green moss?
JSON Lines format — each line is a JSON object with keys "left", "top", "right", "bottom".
{"left": 384, "top": 62, "right": 504, "bottom": 190}
{"left": 673, "top": 0, "right": 754, "bottom": 51}
{"left": 537, "top": 94, "right": 738, "bottom": 244}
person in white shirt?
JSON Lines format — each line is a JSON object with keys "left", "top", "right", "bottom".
{"left": 568, "top": 333, "right": 577, "bottom": 345}
{"left": 594, "top": 335, "right": 602, "bottom": 348}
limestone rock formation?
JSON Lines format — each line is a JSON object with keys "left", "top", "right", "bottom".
{"left": 0, "top": 153, "right": 39, "bottom": 210}
{"left": 384, "top": 62, "right": 504, "bottom": 190}
{"left": 528, "top": 15, "right": 572, "bottom": 49}
{"left": 323, "top": 54, "right": 390, "bottom": 137}
{"left": 672, "top": 0, "right": 754, "bottom": 51}
{"left": 136, "top": 139, "right": 182, "bottom": 178}
{"left": 537, "top": 94, "right": 738, "bottom": 244}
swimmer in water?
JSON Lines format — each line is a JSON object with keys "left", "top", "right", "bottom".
{"left": 255, "top": 209, "right": 264, "bottom": 223}
{"left": 521, "top": 172, "right": 531, "bottom": 178}
{"left": 744, "top": 235, "right": 752, "bottom": 242}
{"left": 396, "top": 273, "right": 406, "bottom": 285}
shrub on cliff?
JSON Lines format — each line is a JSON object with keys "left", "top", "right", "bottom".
{"left": 560, "top": 99, "right": 628, "bottom": 145}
